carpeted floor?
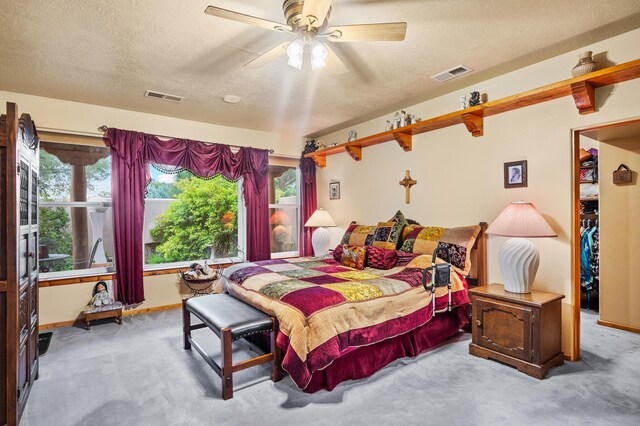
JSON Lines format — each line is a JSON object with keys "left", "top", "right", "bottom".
{"left": 22, "top": 309, "right": 640, "bottom": 426}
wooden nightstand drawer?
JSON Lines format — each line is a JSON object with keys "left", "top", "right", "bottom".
{"left": 475, "top": 297, "right": 533, "bottom": 362}
{"left": 469, "top": 284, "right": 565, "bottom": 379}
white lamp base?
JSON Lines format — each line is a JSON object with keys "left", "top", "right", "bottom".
{"left": 498, "top": 238, "right": 540, "bottom": 294}
{"left": 311, "top": 227, "right": 331, "bottom": 257}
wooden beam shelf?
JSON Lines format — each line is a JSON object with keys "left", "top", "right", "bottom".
{"left": 305, "top": 58, "right": 640, "bottom": 167}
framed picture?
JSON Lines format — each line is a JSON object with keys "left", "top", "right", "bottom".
{"left": 504, "top": 160, "right": 527, "bottom": 188}
{"left": 329, "top": 181, "right": 340, "bottom": 200}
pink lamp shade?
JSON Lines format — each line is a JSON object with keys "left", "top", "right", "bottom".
{"left": 487, "top": 202, "right": 556, "bottom": 294}
{"left": 486, "top": 202, "right": 556, "bottom": 237}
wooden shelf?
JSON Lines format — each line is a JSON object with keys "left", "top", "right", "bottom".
{"left": 305, "top": 58, "right": 640, "bottom": 167}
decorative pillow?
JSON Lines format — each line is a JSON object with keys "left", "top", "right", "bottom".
{"left": 400, "top": 225, "right": 481, "bottom": 275}
{"left": 373, "top": 221, "right": 405, "bottom": 250}
{"left": 341, "top": 245, "right": 367, "bottom": 270}
{"left": 399, "top": 223, "right": 421, "bottom": 245}
{"left": 366, "top": 246, "right": 398, "bottom": 270}
{"left": 332, "top": 244, "right": 344, "bottom": 263}
{"left": 387, "top": 210, "right": 413, "bottom": 245}
{"left": 340, "top": 222, "right": 377, "bottom": 246}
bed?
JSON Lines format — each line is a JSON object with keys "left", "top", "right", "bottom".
{"left": 220, "top": 221, "right": 487, "bottom": 392}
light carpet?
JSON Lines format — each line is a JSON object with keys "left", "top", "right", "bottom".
{"left": 22, "top": 309, "right": 640, "bottom": 426}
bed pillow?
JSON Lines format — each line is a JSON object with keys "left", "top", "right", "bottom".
{"left": 340, "top": 222, "right": 377, "bottom": 246}
{"left": 387, "top": 210, "right": 417, "bottom": 245}
{"left": 341, "top": 245, "right": 367, "bottom": 270}
{"left": 366, "top": 246, "right": 398, "bottom": 270}
{"left": 372, "top": 221, "right": 405, "bottom": 250}
{"left": 399, "top": 225, "right": 481, "bottom": 275}
{"left": 332, "top": 244, "right": 344, "bottom": 263}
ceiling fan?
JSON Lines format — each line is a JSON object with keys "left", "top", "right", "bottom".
{"left": 204, "top": 0, "right": 407, "bottom": 74}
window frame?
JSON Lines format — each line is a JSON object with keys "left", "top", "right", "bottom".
{"left": 142, "top": 175, "right": 246, "bottom": 270}
{"left": 269, "top": 166, "right": 301, "bottom": 259}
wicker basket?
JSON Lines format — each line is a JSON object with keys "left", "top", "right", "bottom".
{"left": 179, "top": 268, "right": 222, "bottom": 296}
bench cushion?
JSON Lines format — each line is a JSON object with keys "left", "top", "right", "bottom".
{"left": 185, "top": 294, "right": 272, "bottom": 340}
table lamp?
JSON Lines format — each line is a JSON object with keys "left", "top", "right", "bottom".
{"left": 304, "top": 208, "right": 336, "bottom": 256}
{"left": 486, "top": 201, "right": 557, "bottom": 293}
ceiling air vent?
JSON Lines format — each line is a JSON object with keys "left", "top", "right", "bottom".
{"left": 144, "top": 90, "right": 185, "bottom": 103}
{"left": 430, "top": 65, "right": 473, "bottom": 83}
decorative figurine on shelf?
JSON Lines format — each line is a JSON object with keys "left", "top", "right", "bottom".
{"left": 394, "top": 112, "right": 400, "bottom": 129}
{"left": 469, "top": 91, "right": 482, "bottom": 106}
{"left": 399, "top": 110, "right": 407, "bottom": 127}
{"left": 385, "top": 120, "right": 391, "bottom": 131}
{"left": 459, "top": 95, "right": 467, "bottom": 110}
{"left": 90, "top": 281, "right": 114, "bottom": 308}
{"left": 303, "top": 139, "right": 320, "bottom": 154}
{"left": 348, "top": 130, "right": 357, "bottom": 141}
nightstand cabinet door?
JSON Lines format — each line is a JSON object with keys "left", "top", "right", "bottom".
{"left": 474, "top": 297, "right": 534, "bottom": 362}
{"left": 469, "top": 284, "right": 565, "bottom": 379}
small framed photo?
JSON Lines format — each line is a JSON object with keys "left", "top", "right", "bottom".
{"left": 504, "top": 160, "right": 527, "bottom": 188}
{"left": 329, "top": 182, "right": 340, "bottom": 200}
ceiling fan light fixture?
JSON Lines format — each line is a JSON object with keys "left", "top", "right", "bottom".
{"left": 310, "top": 39, "right": 328, "bottom": 70}
{"left": 288, "top": 54, "right": 304, "bottom": 70}
{"left": 286, "top": 37, "right": 305, "bottom": 70}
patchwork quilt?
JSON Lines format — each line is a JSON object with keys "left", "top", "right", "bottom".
{"left": 221, "top": 255, "right": 470, "bottom": 390}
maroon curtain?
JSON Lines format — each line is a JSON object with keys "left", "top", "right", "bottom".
{"left": 299, "top": 156, "right": 317, "bottom": 256}
{"left": 105, "top": 128, "right": 270, "bottom": 304}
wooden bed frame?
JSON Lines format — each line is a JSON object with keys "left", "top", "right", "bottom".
{"left": 467, "top": 221, "right": 488, "bottom": 289}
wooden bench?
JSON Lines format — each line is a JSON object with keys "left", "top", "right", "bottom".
{"left": 182, "top": 294, "right": 282, "bottom": 400}
{"left": 83, "top": 302, "right": 123, "bottom": 330}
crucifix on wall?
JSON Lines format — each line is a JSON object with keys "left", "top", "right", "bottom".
{"left": 399, "top": 170, "right": 417, "bottom": 204}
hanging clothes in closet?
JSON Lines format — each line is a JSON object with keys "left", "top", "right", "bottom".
{"left": 580, "top": 219, "right": 599, "bottom": 309}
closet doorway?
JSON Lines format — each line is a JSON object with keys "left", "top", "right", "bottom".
{"left": 573, "top": 118, "right": 640, "bottom": 359}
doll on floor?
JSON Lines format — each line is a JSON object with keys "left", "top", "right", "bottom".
{"left": 90, "top": 281, "right": 114, "bottom": 307}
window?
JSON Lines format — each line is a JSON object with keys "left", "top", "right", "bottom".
{"left": 143, "top": 166, "right": 244, "bottom": 267}
{"left": 39, "top": 141, "right": 113, "bottom": 277}
{"left": 268, "top": 165, "right": 299, "bottom": 258}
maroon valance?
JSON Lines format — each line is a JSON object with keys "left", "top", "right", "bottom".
{"left": 105, "top": 128, "right": 270, "bottom": 305}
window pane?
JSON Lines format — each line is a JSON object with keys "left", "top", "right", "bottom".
{"left": 39, "top": 142, "right": 113, "bottom": 274}
{"left": 269, "top": 166, "right": 298, "bottom": 204}
{"left": 144, "top": 169, "right": 239, "bottom": 264}
{"left": 269, "top": 206, "right": 298, "bottom": 254}
{"left": 39, "top": 204, "right": 114, "bottom": 272}
{"left": 268, "top": 165, "right": 299, "bottom": 255}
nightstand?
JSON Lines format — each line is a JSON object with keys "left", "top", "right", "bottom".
{"left": 469, "top": 284, "right": 565, "bottom": 379}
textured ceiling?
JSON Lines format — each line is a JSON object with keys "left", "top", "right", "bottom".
{"left": 1, "top": 0, "right": 640, "bottom": 139}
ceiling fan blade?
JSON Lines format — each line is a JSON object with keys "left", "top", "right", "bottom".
{"left": 204, "top": 6, "right": 291, "bottom": 32}
{"left": 301, "top": 0, "right": 333, "bottom": 28}
{"left": 325, "top": 22, "right": 407, "bottom": 42}
{"left": 245, "top": 42, "right": 290, "bottom": 68}
{"left": 323, "top": 43, "right": 349, "bottom": 75}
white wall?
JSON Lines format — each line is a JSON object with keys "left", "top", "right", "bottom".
{"left": 315, "top": 28, "right": 640, "bottom": 358}
{"left": 599, "top": 135, "right": 640, "bottom": 329}
{"left": 0, "top": 91, "right": 303, "bottom": 157}
{"left": 0, "top": 91, "right": 304, "bottom": 325}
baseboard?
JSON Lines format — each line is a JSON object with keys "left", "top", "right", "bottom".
{"left": 597, "top": 319, "right": 640, "bottom": 334}
{"left": 38, "top": 302, "right": 182, "bottom": 331}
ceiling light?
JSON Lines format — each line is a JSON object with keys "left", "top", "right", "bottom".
{"left": 286, "top": 35, "right": 327, "bottom": 71}
{"left": 223, "top": 95, "right": 242, "bottom": 104}
{"left": 286, "top": 38, "right": 305, "bottom": 70}
{"left": 310, "top": 39, "right": 328, "bottom": 70}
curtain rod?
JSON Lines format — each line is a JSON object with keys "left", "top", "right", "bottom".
{"left": 98, "top": 125, "right": 275, "bottom": 154}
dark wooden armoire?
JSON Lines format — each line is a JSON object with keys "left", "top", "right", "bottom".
{"left": 1, "top": 102, "right": 40, "bottom": 425}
